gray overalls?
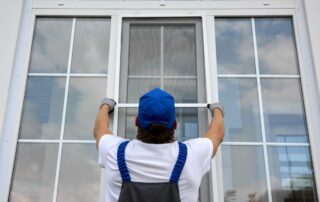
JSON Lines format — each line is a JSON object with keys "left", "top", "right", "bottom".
{"left": 117, "top": 141, "right": 188, "bottom": 202}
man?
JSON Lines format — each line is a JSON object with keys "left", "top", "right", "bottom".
{"left": 94, "top": 88, "right": 224, "bottom": 202}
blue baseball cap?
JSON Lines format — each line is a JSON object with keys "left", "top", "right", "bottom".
{"left": 138, "top": 88, "right": 176, "bottom": 130}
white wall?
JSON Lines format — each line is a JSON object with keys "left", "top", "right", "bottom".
{"left": 303, "top": 0, "right": 320, "bottom": 95}
{"left": 0, "top": 0, "right": 24, "bottom": 140}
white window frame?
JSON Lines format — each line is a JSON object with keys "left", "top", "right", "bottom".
{"left": 1, "top": 1, "right": 320, "bottom": 202}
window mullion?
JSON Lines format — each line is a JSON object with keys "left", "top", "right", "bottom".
{"left": 52, "top": 17, "right": 76, "bottom": 202}
{"left": 251, "top": 17, "right": 273, "bottom": 202}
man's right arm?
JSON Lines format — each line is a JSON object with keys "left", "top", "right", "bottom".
{"left": 204, "top": 107, "right": 225, "bottom": 158}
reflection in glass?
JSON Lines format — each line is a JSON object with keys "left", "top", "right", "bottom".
{"left": 57, "top": 144, "right": 100, "bottom": 202}
{"left": 268, "top": 146, "right": 318, "bottom": 202}
{"left": 175, "top": 108, "right": 199, "bottom": 141}
{"left": 118, "top": 108, "right": 204, "bottom": 141}
{"left": 19, "top": 77, "right": 65, "bottom": 139}
{"left": 127, "top": 78, "right": 160, "bottom": 103}
{"left": 163, "top": 26, "right": 196, "bottom": 76}
{"left": 219, "top": 78, "right": 262, "bottom": 142}
{"left": 255, "top": 18, "right": 299, "bottom": 75}
{"left": 261, "top": 79, "right": 308, "bottom": 143}
{"left": 71, "top": 18, "right": 110, "bottom": 74}
{"left": 10, "top": 143, "right": 58, "bottom": 202}
{"left": 29, "top": 18, "right": 72, "bottom": 73}
{"left": 122, "top": 108, "right": 138, "bottom": 140}
{"left": 222, "top": 146, "right": 267, "bottom": 202}
{"left": 128, "top": 26, "right": 161, "bottom": 76}
{"left": 64, "top": 77, "right": 107, "bottom": 140}
{"left": 215, "top": 18, "right": 255, "bottom": 74}
{"left": 164, "top": 79, "right": 197, "bottom": 103}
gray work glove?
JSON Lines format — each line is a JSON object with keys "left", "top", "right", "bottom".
{"left": 207, "top": 102, "right": 224, "bottom": 117}
{"left": 100, "top": 98, "right": 116, "bottom": 113}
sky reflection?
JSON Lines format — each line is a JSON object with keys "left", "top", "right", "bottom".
{"left": 215, "top": 18, "right": 256, "bottom": 74}
{"left": 29, "top": 18, "right": 72, "bottom": 73}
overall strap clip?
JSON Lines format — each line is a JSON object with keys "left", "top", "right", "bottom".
{"left": 170, "top": 142, "right": 188, "bottom": 183}
{"left": 117, "top": 141, "right": 131, "bottom": 182}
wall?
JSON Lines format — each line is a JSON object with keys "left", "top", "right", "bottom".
{"left": 0, "top": 0, "right": 24, "bottom": 140}
{"left": 303, "top": 0, "right": 320, "bottom": 95}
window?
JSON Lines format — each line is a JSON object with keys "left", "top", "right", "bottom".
{"left": 216, "top": 17, "right": 318, "bottom": 201}
{"left": 9, "top": 17, "right": 111, "bottom": 201}
{"left": 4, "top": 5, "right": 319, "bottom": 202}
{"left": 117, "top": 18, "right": 211, "bottom": 201}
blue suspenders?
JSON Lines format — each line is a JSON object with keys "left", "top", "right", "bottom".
{"left": 117, "top": 141, "right": 188, "bottom": 183}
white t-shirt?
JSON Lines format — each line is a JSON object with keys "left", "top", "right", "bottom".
{"left": 98, "top": 135, "right": 213, "bottom": 202}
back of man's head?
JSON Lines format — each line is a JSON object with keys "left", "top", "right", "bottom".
{"left": 136, "top": 88, "right": 176, "bottom": 143}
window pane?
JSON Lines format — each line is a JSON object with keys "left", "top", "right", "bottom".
{"left": 219, "top": 78, "right": 262, "bottom": 142}
{"left": 128, "top": 26, "right": 161, "bottom": 76}
{"left": 57, "top": 144, "right": 100, "bottom": 202}
{"left": 215, "top": 18, "right": 255, "bottom": 74}
{"left": 268, "top": 146, "right": 318, "bottom": 202}
{"left": 118, "top": 108, "right": 206, "bottom": 141}
{"left": 127, "top": 78, "right": 160, "bottom": 103}
{"left": 19, "top": 77, "right": 65, "bottom": 139}
{"left": 71, "top": 18, "right": 110, "bottom": 74}
{"left": 29, "top": 18, "right": 72, "bottom": 73}
{"left": 163, "top": 25, "right": 197, "bottom": 76}
{"left": 222, "top": 146, "right": 267, "bottom": 202}
{"left": 175, "top": 108, "right": 200, "bottom": 141}
{"left": 10, "top": 143, "right": 58, "bottom": 201}
{"left": 164, "top": 79, "right": 197, "bottom": 103}
{"left": 261, "top": 79, "right": 308, "bottom": 143}
{"left": 255, "top": 18, "right": 299, "bottom": 75}
{"left": 64, "top": 77, "right": 107, "bottom": 140}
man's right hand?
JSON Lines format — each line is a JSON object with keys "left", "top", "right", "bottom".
{"left": 100, "top": 98, "right": 116, "bottom": 113}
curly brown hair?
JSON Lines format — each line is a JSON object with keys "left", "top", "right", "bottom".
{"left": 136, "top": 124, "right": 175, "bottom": 144}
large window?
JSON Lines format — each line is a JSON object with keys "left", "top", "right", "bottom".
{"left": 216, "top": 17, "right": 318, "bottom": 202}
{"left": 9, "top": 17, "right": 110, "bottom": 201}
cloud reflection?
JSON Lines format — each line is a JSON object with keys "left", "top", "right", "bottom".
{"left": 215, "top": 18, "right": 256, "bottom": 74}
{"left": 10, "top": 144, "right": 58, "bottom": 202}
{"left": 71, "top": 19, "right": 110, "bottom": 74}
{"left": 57, "top": 144, "right": 100, "bottom": 202}
{"left": 19, "top": 77, "right": 65, "bottom": 139}
{"left": 219, "top": 78, "right": 262, "bottom": 142}
{"left": 29, "top": 18, "right": 72, "bottom": 73}
{"left": 255, "top": 18, "right": 299, "bottom": 75}
{"left": 64, "top": 77, "right": 107, "bottom": 140}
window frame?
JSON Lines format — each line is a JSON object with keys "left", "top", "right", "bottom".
{"left": 1, "top": 1, "right": 320, "bottom": 202}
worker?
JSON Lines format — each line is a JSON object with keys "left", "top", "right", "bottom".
{"left": 94, "top": 88, "right": 224, "bottom": 202}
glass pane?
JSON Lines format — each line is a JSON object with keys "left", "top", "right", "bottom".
{"left": 164, "top": 79, "right": 197, "bottom": 103}
{"left": 261, "top": 79, "right": 308, "bottom": 143}
{"left": 123, "top": 108, "right": 138, "bottom": 140}
{"left": 215, "top": 18, "right": 255, "bottom": 74}
{"left": 128, "top": 26, "right": 161, "bottom": 76}
{"left": 64, "top": 77, "right": 107, "bottom": 140}
{"left": 71, "top": 18, "right": 110, "bottom": 74}
{"left": 268, "top": 146, "right": 318, "bottom": 202}
{"left": 119, "top": 108, "right": 205, "bottom": 141}
{"left": 255, "top": 18, "right": 299, "bottom": 75}
{"left": 222, "top": 146, "right": 267, "bottom": 202}
{"left": 175, "top": 108, "right": 199, "bottom": 141}
{"left": 57, "top": 144, "right": 100, "bottom": 202}
{"left": 219, "top": 78, "right": 262, "bottom": 142}
{"left": 9, "top": 143, "right": 58, "bottom": 201}
{"left": 29, "top": 18, "right": 72, "bottom": 73}
{"left": 163, "top": 25, "right": 197, "bottom": 76}
{"left": 19, "top": 77, "right": 65, "bottom": 139}
{"left": 127, "top": 78, "right": 160, "bottom": 103}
